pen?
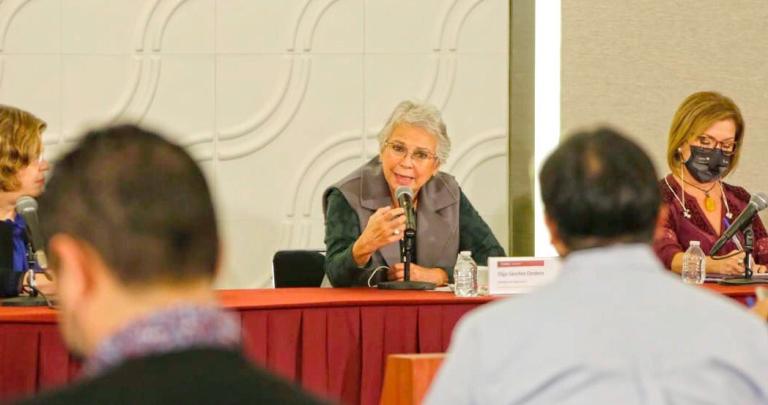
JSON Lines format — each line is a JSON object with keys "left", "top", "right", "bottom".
{"left": 722, "top": 217, "right": 755, "bottom": 269}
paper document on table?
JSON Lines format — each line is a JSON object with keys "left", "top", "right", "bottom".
{"left": 704, "top": 273, "right": 768, "bottom": 282}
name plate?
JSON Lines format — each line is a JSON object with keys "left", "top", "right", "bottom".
{"left": 488, "top": 257, "right": 561, "bottom": 295}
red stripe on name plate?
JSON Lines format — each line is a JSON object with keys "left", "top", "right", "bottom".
{"left": 498, "top": 260, "right": 545, "bottom": 267}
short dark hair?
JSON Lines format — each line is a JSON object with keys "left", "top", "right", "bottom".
{"left": 539, "top": 127, "right": 660, "bottom": 250}
{"left": 39, "top": 125, "right": 219, "bottom": 285}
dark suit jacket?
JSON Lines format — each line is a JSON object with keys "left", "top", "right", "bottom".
{"left": 16, "top": 348, "right": 329, "bottom": 405}
{"left": 0, "top": 220, "right": 22, "bottom": 297}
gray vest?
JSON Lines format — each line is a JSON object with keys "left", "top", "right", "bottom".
{"left": 323, "top": 157, "right": 461, "bottom": 271}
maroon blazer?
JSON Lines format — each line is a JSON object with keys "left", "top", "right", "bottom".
{"left": 653, "top": 174, "right": 768, "bottom": 269}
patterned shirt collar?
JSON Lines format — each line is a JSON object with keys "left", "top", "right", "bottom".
{"left": 83, "top": 304, "right": 241, "bottom": 378}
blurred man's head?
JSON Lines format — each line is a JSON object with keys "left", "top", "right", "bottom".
{"left": 539, "top": 127, "right": 661, "bottom": 255}
{"left": 40, "top": 125, "right": 219, "bottom": 356}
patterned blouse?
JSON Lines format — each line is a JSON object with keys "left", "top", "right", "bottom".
{"left": 653, "top": 174, "right": 768, "bottom": 269}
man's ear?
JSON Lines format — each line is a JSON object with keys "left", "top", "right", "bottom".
{"left": 544, "top": 213, "right": 568, "bottom": 257}
{"left": 48, "top": 234, "right": 96, "bottom": 306}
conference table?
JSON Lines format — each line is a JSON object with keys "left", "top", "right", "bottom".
{"left": 0, "top": 284, "right": 760, "bottom": 404}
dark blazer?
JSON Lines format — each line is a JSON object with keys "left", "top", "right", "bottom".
{"left": 16, "top": 348, "right": 328, "bottom": 405}
{"left": 0, "top": 220, "right": 22, "bottom": 297}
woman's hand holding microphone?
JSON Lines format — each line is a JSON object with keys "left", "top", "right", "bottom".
{"left": 352, "top": 206, "right": 406, "bottom": 267}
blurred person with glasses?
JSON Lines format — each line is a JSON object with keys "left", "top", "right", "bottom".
{"left": 654, "top": 91, "right": 768, "bottom": 275}
{"left": 322, "top": 100, "right": 505, "bottom": 287}
{"left": 0, "top": 105, "right": 52, "bottom": 298}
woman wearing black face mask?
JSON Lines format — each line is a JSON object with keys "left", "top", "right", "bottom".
{"left": 654, "top": 91, "right": 768, "bottom": 276}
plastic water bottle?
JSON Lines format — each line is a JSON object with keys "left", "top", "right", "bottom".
{"left": 681, "top": 241, "right": 706, "bottom": 284}
{"left": 454, "top": 251, "right": 477, "bottom": 297}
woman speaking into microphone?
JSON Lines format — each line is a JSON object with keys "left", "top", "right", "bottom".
{"left": 322, "top": 101, "right": 505, "bottom": 287}
{"left": 0, "top": 105, "right": 50, "bottom": 296}
{"left": 654, "top": 91, "right": 768, "bottom": 275}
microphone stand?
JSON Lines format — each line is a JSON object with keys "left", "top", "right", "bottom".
{"left": 720, "top": 225, "right": 766, "bottom": 285}
{"left": 744, "top": 226, "right": 754, "bottom": 280}
{"left": 403, "top": 229, "right": 414, "bottom": 281}
{"left": 378, "top": 228, "right": 436, "bottom": 290}
{"left": 1, "top": 242, "right": 49, "bottom": 306}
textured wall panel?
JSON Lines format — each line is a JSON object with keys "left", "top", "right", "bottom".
{"left": 0, "top": 0, "right": 509, "bottom": 288}
{"left": 562, "top": 1, "right": 768, "bottom": 198}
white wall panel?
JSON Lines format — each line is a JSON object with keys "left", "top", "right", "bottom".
{"left": 2, "top": 0, "right": 60, "bottom": 53}
{"left": 61, "top": 56, "right": 132, "bottom": 135}
{"left": 159, "top": 0, "right": 216, "bottom": 54}
{"left": 61, "top": 2, "right": 142, "bottom": 53}
{"left": 0, "top": 0, "right": 509, "bottom": 288}
{"left": 2, "top": 55, "right": 61, "bottom": 133}
{"left": 145, "top": 55, "right": 217, "bottom": 145}
{"left": 562, "top": 1, "right": 768, "bottom": 225}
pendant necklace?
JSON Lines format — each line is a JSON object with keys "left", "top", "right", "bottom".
{"left": 666, "top": 167, "right": 733, "bottom": 222}
{"left": 718, "top": 181, "right": 733, "bottom": 220}
{"left": 683, "top": 179, "right": 718, "bottom": 212}
{"left": 664, "top": 175, "right": 691, "bottom": 219}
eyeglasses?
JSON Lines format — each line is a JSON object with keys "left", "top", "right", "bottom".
{"left": 384, "top": 141, "right": 438, "bottom": 163}
{"left": 691, "top": 134, "right": 737, "bottom": 156}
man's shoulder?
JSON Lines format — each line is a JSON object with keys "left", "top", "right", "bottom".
{"left": 671, "top": 278, "right": 768, "bottom": 331}
{"left": 18, "top": 349, "right": 326, "bottom": 405}
{"left": 453, "top": 286, "right": 559, "bottom": 339}
{"left": 457, "top": 258, "right": 768, "bottom": 343}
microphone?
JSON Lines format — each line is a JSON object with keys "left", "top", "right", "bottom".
{"left": 2, "top": 196, "right": 51, "bottom": 306}
{"left": 15, "top": 196, "right": 48, "bottom": 269}
{"left": 710, "top": 192, "right": 768, "bottom": 256}
{"left": 377, "top": 186, "right": 434, "bottom": 290}
{"left": 396, "top": 186, "right": 416, "bottom": 236}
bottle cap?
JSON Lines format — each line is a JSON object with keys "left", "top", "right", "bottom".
{"left": 690, "top": 241, "right": 700, "bottom": 246}
{"left": 460, "top": 251, "right": 472, "bottom": 256}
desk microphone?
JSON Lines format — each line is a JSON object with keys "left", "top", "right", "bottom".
{"left": 378, "top": 186, "right": 435, "bottom": 291}
{"left": 2, "top": 196, "right": 49, "bottom": 306}
{"left": 710, "top": 192, "right": 768, "bottom": 256}
{"left": 396, "top": 186, "right": 416, "bottom": 237}
{"left": 15, "top": 196, "right": 48, "bottom": 270}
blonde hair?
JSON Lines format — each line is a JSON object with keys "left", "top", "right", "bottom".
{"left": 666, "top": 91, "right": 744, "bottom": 176}
{"left": 0, "top": 105, "right": 46, "bottom": 191}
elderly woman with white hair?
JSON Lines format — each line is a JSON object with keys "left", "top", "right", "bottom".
{"left": 322, "top": 100, "right": 505, "bottom": 287}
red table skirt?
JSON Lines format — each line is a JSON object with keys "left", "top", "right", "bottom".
{"left": 0, "top": 288, "right": 491, "bottom": 404}
{"left": 0, "top": 284, "right": 758, "bottom": 404}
